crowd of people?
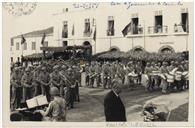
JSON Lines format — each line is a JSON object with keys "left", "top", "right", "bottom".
{"left": 10, "top": 58, "right": 80, "bottom": 112}
{"left": 83, "top": 60, "right": 189, "bottom": 93}
{"left": 10, "top": 58, "right": 189, "bottom": 121}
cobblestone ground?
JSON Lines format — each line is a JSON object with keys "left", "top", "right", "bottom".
{"left": 66, "top": 85, "right": 189, "bottom": 122}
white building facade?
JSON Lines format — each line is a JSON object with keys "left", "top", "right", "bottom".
{"left": 10, "top": 27, "right": 54, "bottom": 63}
{"left": 53, "top": 2, "right": 193, "bottom": 54}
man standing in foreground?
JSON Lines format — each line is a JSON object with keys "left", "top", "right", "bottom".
{"left": 104, "top": 78, "right": 126, "bottom": 122}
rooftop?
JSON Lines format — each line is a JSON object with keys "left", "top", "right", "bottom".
{"left": 12, "top": 26, "right": 53, "bottom": 39}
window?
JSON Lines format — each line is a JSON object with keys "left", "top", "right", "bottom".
{"left": 23, "top": 42, "right": 27, "bottom": 50}
{"left": 43, "top": 41, "right": 48, "bottom": 47}
{"left": 174, "top": 8, "right": 189, "bottom": 33}
{"left": 107, "top": 16, "right": 114, "bottom": 36}
{"left": 16, "top": 42, "right": 20, "bottom": 50}
{"left": 155, "top": 15, "right": 163, "bottom": 33}
{"left": 132, "top": 18, "right": 139, "bottom": 34}
{"left": 62, "top": 21, "right": 68, "bottom": 38}
{"left": 181, "top": 12, "right": 188, "bottom": 32}
{"left": 84, "top": 19, "right": 91, "bottom": 36}
{"left": 63, "top": 41, "right": 68, "bottom": 46}
{"left": 32, "top": 42, "right": 36, "bottom": 50}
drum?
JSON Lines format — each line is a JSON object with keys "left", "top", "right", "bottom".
{"left": 141, "top": 74, "right": 149, "bottom": 88}
{"left": 166, "top": 74, "right": 174, "bottom": 83}
{"left": 175, "top": 71, "right": 182, "bottom": 81}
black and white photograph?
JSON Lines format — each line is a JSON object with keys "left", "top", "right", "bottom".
{"left": 2, "top": 1, "right": 194, "bottom": 128}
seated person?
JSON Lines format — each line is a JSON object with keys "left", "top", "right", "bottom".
{"left": 35, "top": 87, "right": 67, "bottom": 121}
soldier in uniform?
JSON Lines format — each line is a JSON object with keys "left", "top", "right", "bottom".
{"left": 167, "top": 61, "right": 176, "bottom": 91}
{"left": 64, "top": 67, "right": 76, "bottom": 109}
{"left": 135, "top": 61, "right": 142, "bottom": 85}
{"left": 38, "top": 67, "right": 50, "bottom": 101}
{"left": 32, "top": 65, "right": 42, "bottom": 97}
{"left": 50, "top": 65, "right": 61, "bottom": 89}
{"left": 144, "top": 62, "right": 153, "bottom": 91}
{"left": 21, "top": 67, "right": 33, "bottom": 102}
{"left": 10, "top": 67, "right": 23, "bottom": 110}
{"left": 174, "top": 61, "right": 184, "bottom": 91}
{"left": 102, "top": 62, "right": 111, "bottom": 89}
{"left": 85, "top": 63, "right": 90, "bottom": 87}
{"left": 183, "top": 60, "right": 189, "bottom": 89}
{"left": 94, "top": 62, "right": 102, "bottom": 87}
{"left": 89, "top": 63, "right": 96, "bottom": 88}
{"left": 159, "top": 62, "right": 169, "bottom": 94}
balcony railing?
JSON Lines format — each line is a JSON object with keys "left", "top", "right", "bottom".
{"left": 83, "top": 31, "right": 91, "bottom": 37}
{"left": 148, "top": 25, "right": 168, "bottom": 34}
{"left": 174, "top": 24, "right": 189, "bottom": 33}
{"left": 130, "top": 26, "right": 143, "bottom": 35}
{"left": 107, "top": 29, "right": 115, "bottom": 36}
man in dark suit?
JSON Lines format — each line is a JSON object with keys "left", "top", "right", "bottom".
{"left": 104, "top": 77, "right": 126, "bottom": 121}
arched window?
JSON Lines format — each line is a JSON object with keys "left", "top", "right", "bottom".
{"left": 110, "top": 46, "right": 120, "bottom": 52}
{"left": 83, "top": 41, "right": 91, "bottom": 46}
{"left": 159, "top": 46, "right": 175, "bottom": 53}
{"left": 132, "top": 46, "right": 145, "bottom": 52}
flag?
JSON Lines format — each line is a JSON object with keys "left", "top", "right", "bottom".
{"left": 41, "top": 33, "right": 46, "bottom": 46}
{"left": 72, "top": 24, "right": 74, "bottom": 36}
{"left": 21, "top": 35, "right": 26, "bottom": 45}
{"left": 122, "top": 22, "right": 131, "bottom": 36}
{"left": 93, "top": 26, "right": 96, "bottom": 41}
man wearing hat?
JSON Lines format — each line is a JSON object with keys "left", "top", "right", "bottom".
{"left": 35, "top": 87, "right": 67, "bottom": 121}
{"left": 10, "top": 67, "right": 23, "bottom": 110}
{"left": 104, "top": 78, "right": 126, "bottom": 121}
{"left": 21, "top": 67, "right": 33, "bottom": 102}
{"left": 50, "top": 65, "right": 61, "bottom": 89}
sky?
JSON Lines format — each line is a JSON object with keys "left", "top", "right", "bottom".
{"left": 3, "top": 3, "right": 73, "bottom": 37}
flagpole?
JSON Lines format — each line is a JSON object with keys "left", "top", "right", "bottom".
{"left": 143, "top": 20, "right": 146, "bottom": 49}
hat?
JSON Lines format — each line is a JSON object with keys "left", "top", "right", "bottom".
{"left": 50, "top": 87, "right": 60, "bottom": 96}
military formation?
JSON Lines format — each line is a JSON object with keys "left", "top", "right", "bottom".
{"left": 10, "top": 58, "right": 189, "bottom": 112}
{"left": 10, "top": 59, "right": 80, "bottom": 111}
{"left": 83, "top": 60, "right": 189, "bottom": 93}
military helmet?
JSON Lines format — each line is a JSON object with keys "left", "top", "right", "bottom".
{"left": 50, "top": 87, "right": 60, "bottom": 96}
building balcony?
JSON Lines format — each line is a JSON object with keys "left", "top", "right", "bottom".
{"left": 148, "top": 25, "right": 168, "bottom": 36}
{"left": 107, "top": 29, "right": 115, "bottom": 36}
{"left": 126, "top": 27, "right": 143, "bottom": 37}
{"left": 173, "top": 24, "right": 189, "bottom": 35}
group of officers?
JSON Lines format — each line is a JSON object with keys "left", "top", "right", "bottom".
{"left": 83, "top": 59, "right": 189, "bottom": 93}
{"left": 10, "top": 59, "right": 80, "bottom": 111}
